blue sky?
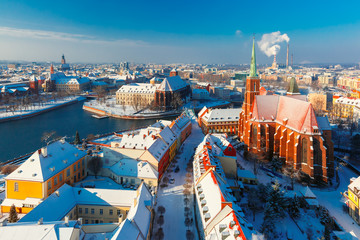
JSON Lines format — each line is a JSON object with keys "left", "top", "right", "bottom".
{"left": 0, "top": 0, "right": 359, "bottom": 64}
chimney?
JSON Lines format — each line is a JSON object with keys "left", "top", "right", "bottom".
{"left": 41, "top": 147, "right": 48, "bottom": 158}
{"left": 64, "top": 216, "right": 69, "bottom": 226}
{"left": 118, "top": 214, "right": 124, "bottom": 223}
{"left": 291, "top": 53, "right": 293, "bottom": 66}
{"left": 286, "top": 43, "right": 289, "bottom": 68}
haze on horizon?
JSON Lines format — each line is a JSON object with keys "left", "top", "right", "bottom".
{"left": 0, "top": 0, "right": 360, "bottom": 65}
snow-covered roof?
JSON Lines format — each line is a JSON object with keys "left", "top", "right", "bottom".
{"left": 0, "top": 220, "right": 83, "bottom": 240}
{"left": 51, "top": 72, "right": 90, "bottom": 85}
{"left": 300, "top": 186, "right": 317, "bottom": 199}
{"left": 5, "top": 140, "right": 86, "bottom": 182}
{"left": 174, "top": 113, "right": 191, "bottom": 130}
{"left": 109, "top": 159, "right": 158, "bottom": 179}
{"left": 349, "top": 176, "right": 360, "bottom": 193}
{"left": 147, "top": 138, "right": 168, "bottom": 162}
{"left": 116, "top": 83, "right": 157, "bottom": 94}
{"left": 335, "top": 97, "right": 360, "bottom": 107}
{"left": 20, "top": 184, "right": 137, "bottom": 222}
{"left": 316, "top": 116, "right": 331, "bottom": 131}
{"left": 118, "top": 128, "right": 160, "bottom": 150}
{"left": 158, "top": 126, "right": 176, "bottom": 146}
{"left": 110, "top": 183, "right": 153, "bottom": 240}
{"left": 156, "top": 76, "right": 188, "bottom": 92}
{"left": 201, "top": 108, "right": 241, "bottom": 123}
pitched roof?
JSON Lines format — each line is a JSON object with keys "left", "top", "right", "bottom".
{"left": 201, "top": 108, "right": 241, "bottom": 123}
{"left": 252, "top": 95, "right": 319, "bottom": 134}
{"left": 156, "top": 76, "right": 188, "bottom": 92}
{"left": 20, "top": 184, "right": 137, "bottom": 222}
{"left": 109, "top": 159, "right": 158, "bottom": 179}
{"left": 6, "top": 140, "right": 86, "bottom": 182}
{"left": 0, "top": 220, "right": 81, "bottom": 240}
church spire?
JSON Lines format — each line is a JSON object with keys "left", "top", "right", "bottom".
{"left": 250, "top": 37, "right": 257, "bottom": 77}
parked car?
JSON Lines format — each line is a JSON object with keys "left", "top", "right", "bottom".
{"left": 169, "top": 178, "right": 175, "bottom": 184}
{"left": 174, "top": 166, "right": 180, "bottom": 173}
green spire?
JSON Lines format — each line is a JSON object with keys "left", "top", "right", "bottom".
{"left": 287, "top": 77, "right": 300, "bottom": 94}
{"left": 250, "top": 37, "right": 257, "bottom": 77}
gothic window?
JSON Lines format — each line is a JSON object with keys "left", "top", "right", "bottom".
{"left": 252, "top": 124, "right": 257, "bottom": 148}
{"left": 260, "top": 125, "right": 266, "bottom": 148}
{"left": 301, "top": 138, "right": 308, "bottom": 164}
{"left": 313, "top": 138, "right": 322, "bottom": 165}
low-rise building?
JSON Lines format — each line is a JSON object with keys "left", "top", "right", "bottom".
{"left": 345, "top": 177, "right": 360, "bottom": 224}
{"left": 19, "top": 182, "right": 152, "bottom": 226}
{"left": 198, "top": 107, "right": 240, "bottom": 134}
{"left": 1, "top": 140, "right": 87, "bottom": 213}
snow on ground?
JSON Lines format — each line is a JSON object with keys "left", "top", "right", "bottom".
{"left": 152, "top": 118, "right": 204, "bottom": 240}
{"left": 236, "top": 149, "right": 360, "bottom": 238}
{"left": 0, "top": 96, "right": 84, "bottom": 120}
{"left": 84, "top": 99, "right": 180, "bottom": 117}
{"left": 311, "top": 163, "right": 360, "bottom": 238}
{"left": 92, "top": 135, "right": 121, "bottom": 145}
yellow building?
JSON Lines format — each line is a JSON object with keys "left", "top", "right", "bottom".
{"left": 158, "top": 126, "right": 178, "bottom": 162}
{"left": 1, "top": 140, "right": 87, "bottom": 213}
{"left": 332, "top": 97, "right": 360, "bottom": 119}
{"left": 345, "top": 177, "right": 360, "bottom": 223}
{"left": 116, "top": 83, "right": 157, "bottom": 106}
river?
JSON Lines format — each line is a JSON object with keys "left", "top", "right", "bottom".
{"left": 0, "top": 101, "right": 161, "bottom": 162}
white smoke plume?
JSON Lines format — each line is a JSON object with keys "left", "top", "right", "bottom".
{"left": 257, "top": 31, "right": 290, "bottom": 57}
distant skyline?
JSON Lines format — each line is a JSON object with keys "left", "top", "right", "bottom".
{"left": 0, "top": 0, "right": 360, "bottom": 64}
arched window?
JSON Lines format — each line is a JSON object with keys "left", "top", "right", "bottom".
{"left": 260, "top": 125, "right": 266, "bottom": 148}
{"left": 252, "top": 124, "right": 257, "bottom": 148}
{"left": 301, "top": 138, "right": 308, "bottom": 164}
{"left": 313, "top": 138, "right": 322, "bottom": 165}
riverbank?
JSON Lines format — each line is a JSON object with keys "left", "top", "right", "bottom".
{"left": 83, "top": 98, "right": 231, "bottom": 119}
{"left": 0, "top": 96, "right": 86, "bottom": 123}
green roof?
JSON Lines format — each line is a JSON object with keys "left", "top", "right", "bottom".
{"left": 287, "top": 77, "right": 300, "bottom": 94}
{"left": 249, "top": 38, "right": 257, "bottom": 77}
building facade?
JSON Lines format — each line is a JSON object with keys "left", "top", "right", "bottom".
{"left": 238, "top": 39, "right": 334, "bottom": 183}
{"left": 1, "top": 140, "right": 87, "bottom": 213}
{"left": 198, "top": 107, "right": 240, "bottom": 135}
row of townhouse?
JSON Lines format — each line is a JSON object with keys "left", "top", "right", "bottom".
{"left": 192, "top": 134, "right": 261, "bottom": 239}
{"left": 109, "top": 113, "right": 191, "bottom": 179}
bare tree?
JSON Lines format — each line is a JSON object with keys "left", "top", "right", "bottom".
{"left": 171, "top": 92, "right": 183, "bottom": 110}
{"left": 1, "top": 164, "right": 19, "bottom": 175}
{"left": 87, "top": 156, "right": 103, "bottom": 178}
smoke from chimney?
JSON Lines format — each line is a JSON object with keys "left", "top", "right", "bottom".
{"left": 258, "top": 31, "right": 290, "bottom": 57}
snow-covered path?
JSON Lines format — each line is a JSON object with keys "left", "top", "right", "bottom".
{"left": 153, "top": 118, "right": 204, "bottom": 240}
{"left": 312, "top": 164, "right": 360, "bottom": 238}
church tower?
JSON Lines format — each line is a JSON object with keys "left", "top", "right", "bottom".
{"left": 244, "top": 38, "right": 260, "bottom": 120}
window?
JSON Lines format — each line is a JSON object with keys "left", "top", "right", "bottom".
{"left": 78, "top": 172, "right": 80, "bottom": 180}
{"left": 59, "top": 173, "right": 63, "bottom": 182}
{"left": 74, "top": 165, "right": 76, "bottom": 172}
{"left": 91, "top": 208, "right": 94, "bottom": 214}
{"left": 14, "top": 182, "right": 18, "bottom": 192}
{"left": 85, "top": 208, "right": 88, "bottom": 214}
{"left": 54, "top": 176, "right": 58, "bottom": 186}
{"left": 79, "top": 208, "right": 82, "bottom": 214}
{"left": 109, "top": 209, "right": 113, "bottom": 215}
{"left": 66, "top": 168, "right": 70, "bottom": 177}
{"left": 78, "top": 162, "right": 80, "bottom": 169}
{"left": 117, "top": 210, "right": 121, "bottom": 216}
{"left": 301, "top": 138, "right": 308, "bottom": 164}
{"left": 251, "top": 124, "right": 257, "bottom": 148}
{"left": 48, "top": 181, "right": 51, "bottom": 190}
{"left": 100, "top": 209, "right": 103, "bottom": 215}
{"left": 82, "top": 159, "right": 85, "bottom": 166}
{"left": 85, "top": 220, "right": 88, "bottom": 224}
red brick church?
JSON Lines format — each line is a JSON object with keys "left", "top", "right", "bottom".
{"left": 238, "top": 39, "right": 334, "bottom": 183}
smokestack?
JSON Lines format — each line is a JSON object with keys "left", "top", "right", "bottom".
{"left": 273, "top": 54, "right": 277, "bottom": 64}
{"left": 286, "top": 44, "right": 289, "bottom": 68}
{"left": 291, "top": 54, "right": 293, "bottom": 66}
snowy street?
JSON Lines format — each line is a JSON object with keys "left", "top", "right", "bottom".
{"left": 312, "top": 163, "right": 360, "bottom": 238}
{"left": 152, "top": 118, "right": 204, "bottom": 240}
